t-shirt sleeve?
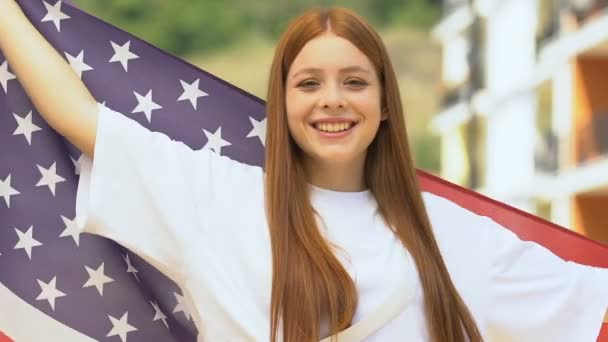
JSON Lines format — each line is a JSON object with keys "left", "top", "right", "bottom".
{"left": 75, "top": 102, "right": 256, "bottom": 284}
{"left": 423, "top": 192, "right": 608, "bottom": 342}
{"left": 480, "top": 210, "right": 608, "bottom": 341}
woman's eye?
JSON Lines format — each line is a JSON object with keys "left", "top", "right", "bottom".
{"left": 298, "top": 80, "right": 318, "bottom": 88}
{"left": 346, "top": 79, "right": 367, "bottom": 87}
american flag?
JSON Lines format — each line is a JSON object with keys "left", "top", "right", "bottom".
{"left": 0, "top": 0, "right": 265, "bottom": 341}
{"left": 1, "top": 1, "right": 608, "bottom": 341}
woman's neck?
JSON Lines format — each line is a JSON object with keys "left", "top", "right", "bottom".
{"left": 302, "top": 154, "right": 367, "bottom": 192}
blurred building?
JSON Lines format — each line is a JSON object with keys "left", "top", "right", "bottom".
{"left": 431, "top": 0, "right": 608, "bottom": 243}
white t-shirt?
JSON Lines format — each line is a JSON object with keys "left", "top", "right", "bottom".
{"left": 76, "top": 103, "right": 608, "bottom": 341}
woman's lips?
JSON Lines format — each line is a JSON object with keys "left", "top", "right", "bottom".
{"left": 310, "top": 122, "right": 358, "bottom": 139}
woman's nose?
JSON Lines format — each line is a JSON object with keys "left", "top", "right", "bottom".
{"left": 320, "top": 84, "right": 346, "bottom": 109}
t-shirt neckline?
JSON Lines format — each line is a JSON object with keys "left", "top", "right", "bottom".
{"left": 308, "top": 183, "right": 374, "bottom": 209}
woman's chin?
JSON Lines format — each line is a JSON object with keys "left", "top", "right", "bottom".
{"left": 313, "top": 151, "right": 360, "bottom": 165}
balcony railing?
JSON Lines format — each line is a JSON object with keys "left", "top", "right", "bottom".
{"left": 565, "top": 0, "right": 608, "bottom": 26}
{"left": 535, "top": 130, "right": 560, "bottom": 174}
{"left": 536, "top": 0, "right": 562, "bottom": 53}
{"left": 576, "top": 114, "right": 608, "bottom": 165}
{"left": 440, "top": 84, "right": 472, "bottom": 108}
{"left": 442, "top": 0, "right": 468, "bottom": 16}
{"left": 536, "top": 0, "right": 608, "bottom": 52}
{"left": 439, "top": 71, "right": 484, "bottom": 110}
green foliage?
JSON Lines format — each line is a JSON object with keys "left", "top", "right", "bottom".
{"left": 368, "top": 0, "right": 440, "bottom": 28}
{"left": 411, "top": 134, "right": 441, "bottom": 173}
{"left": 73, "top": 0, "right": 249, "bottom": 55}
{"left": 391, "top": 0, "right": 442, "bottom": 29}
{"left": 71, "top": 0, "right": 440, "bottom": 55}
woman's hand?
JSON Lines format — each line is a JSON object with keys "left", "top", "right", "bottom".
{"left": 0, "top": 0, "right": 20, "bottom": 25}
{"left": 0, "top": 0, "right": 17, "bottom": 9}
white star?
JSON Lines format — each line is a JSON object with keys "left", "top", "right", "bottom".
{"left": 132, "top": 89, "right": 162, "bottom": 123}
{"left": 36, "top": 162, "right": 66, "bottom": 196}
{"left": 122, "top": 253, "right": 139, "bottom": 282}
{"left": 83, "top": 262, "right": 114, "bottom": 296}
{"left": 246, "top": 116, "right": 267, "bottom": 146}
{"left": 13, "top": 111, "right": 42, "bottom": 145}
{"left": 0, "top": 174, "right": 20, "bottom": 208}
{"left": 36, "top": 276, "right": 66, "bottom": 310}
{"left": 150, "top": 301, "right": 169, "bottom": 328}
{"left": 202, "top": 127, "right": 231, "bottom": 155}
{"left": 0, "top": 60, "right": 16, "bottom": 94}
{"left": 177, "top": 79, "right": 208, "bottom": 110}
{"left": 172, "top": 292, "right": 193, "bottom": 321}
{"left": 14, "top": 225, "right": 43, "bottom": 259}
{"left": 107, "top": 312, "right": 137, "bottom": 342}
{"left": 59, "top": 215, "right": 81, "bottom": 246}
{"left": 41, "top": 0, "right": 70, "bottom": 32}
{"left": 70, "top": 154, "right": 86, "bottom": 176}
{"left": 64, "top": 50, "right": 93, "bottom": 79}
{"left": 109, "top": 40, "right": 139, "bottom": 72}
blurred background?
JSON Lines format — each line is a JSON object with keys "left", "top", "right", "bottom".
{"left": 432, "top": 0, "right": 608, "bottom": 244}
{"left": 71, "top": 0, "right": 608, "bottom": 244}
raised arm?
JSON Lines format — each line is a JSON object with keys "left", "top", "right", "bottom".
{"left": 0, "top": 0, "right": 98, "bottom": 157}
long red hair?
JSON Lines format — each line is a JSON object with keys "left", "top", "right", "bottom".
{"left": 264, "top": 7, "right": 483, "bottom": 342}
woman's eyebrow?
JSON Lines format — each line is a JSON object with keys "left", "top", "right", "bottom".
{"left": 291, "top": 66, "right": 371, "bottom": 79}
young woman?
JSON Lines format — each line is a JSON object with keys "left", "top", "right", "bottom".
{"left": 1, "top": 1, "right": 607, "bottom": 341}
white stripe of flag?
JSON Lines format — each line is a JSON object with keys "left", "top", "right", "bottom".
{"left": 0, "top": 283, "right": 97, "bottom": 341}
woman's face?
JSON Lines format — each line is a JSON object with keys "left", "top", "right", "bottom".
{"left": 285, "top": 33, "right": 386, "bottom": 167}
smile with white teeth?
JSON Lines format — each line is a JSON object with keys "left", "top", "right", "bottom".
{"left": 314, "top": 122, "right": 356, "bottom": 133}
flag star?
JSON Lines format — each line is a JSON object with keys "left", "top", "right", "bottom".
{"left": 36, "top": 276, "right": 66, "bottom": 311}
{"left": 202, "top": 126, "right": 231, "bottom": 155}
{"left": 172, "top": 292, "right": 193, "bottom": 321}
{"left": 41, "top": 0, "right": 70, "bottom": 32}
{"left": 0, "top": 60, "right": 16, "bottom": 94}
{"left": 132, "top": 89, "right": 162, "bottom": 123}
{"left": 13, "top": 111, "right": 42, "bottom": 145}
{"left": 59, "top": 215, "right": 81, "bottom": 246}
{"left": 65, "top": 50, "right": 93, "bottom": 79}
{"left": 109, "top": 40, "right": 139, "bottom": 72}
{"left": 246, "top": 116, "right": 267, "bottom": 146}
{"left": 0, "top": 174, "right": 20, "bottom": 208}
{"left": 14, "top": 225, "right": 43, "bottom": 259}
{"left": 36, "top": 162, "right": 66, "bottom": 196}
{"left": 83, "top": 262, "right": 114, "bottom": 296}
{"left": 150, "top": 301, "right": 169, "bottom": 328}
{"left": 107, "top": 312, "right": 137, "bottom": 342}
{"left": 177, "top": 79, "right": 208, "bottom": 110}
{"left": 70, "top": 154, "right": 86, "bottom": 176}
{"left": 122, "top": 253, "right": 139, "bottom": 281}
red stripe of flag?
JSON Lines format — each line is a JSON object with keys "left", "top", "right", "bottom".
{"left": 0, "top": 331, "right": 13, "bottom": 342}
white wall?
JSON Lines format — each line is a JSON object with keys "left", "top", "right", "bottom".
{"left": 551, "top": 63, "right": 574, "bottom": 169}
{"left": 443, "top": 35, "right": 470, "bottom": 86}
{"left": 482, "top": 0, "right": 538, "bottom": 213}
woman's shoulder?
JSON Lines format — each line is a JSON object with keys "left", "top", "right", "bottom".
{"left": 189, "top": 149, "right": 266, "bottom": 213}
{"left": 193, "top": 147, "right": 265, "bottom": 179}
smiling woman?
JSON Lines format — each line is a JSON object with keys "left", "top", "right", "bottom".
{"left": 263, "top": 7, "right": 484, "bottom": 341}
